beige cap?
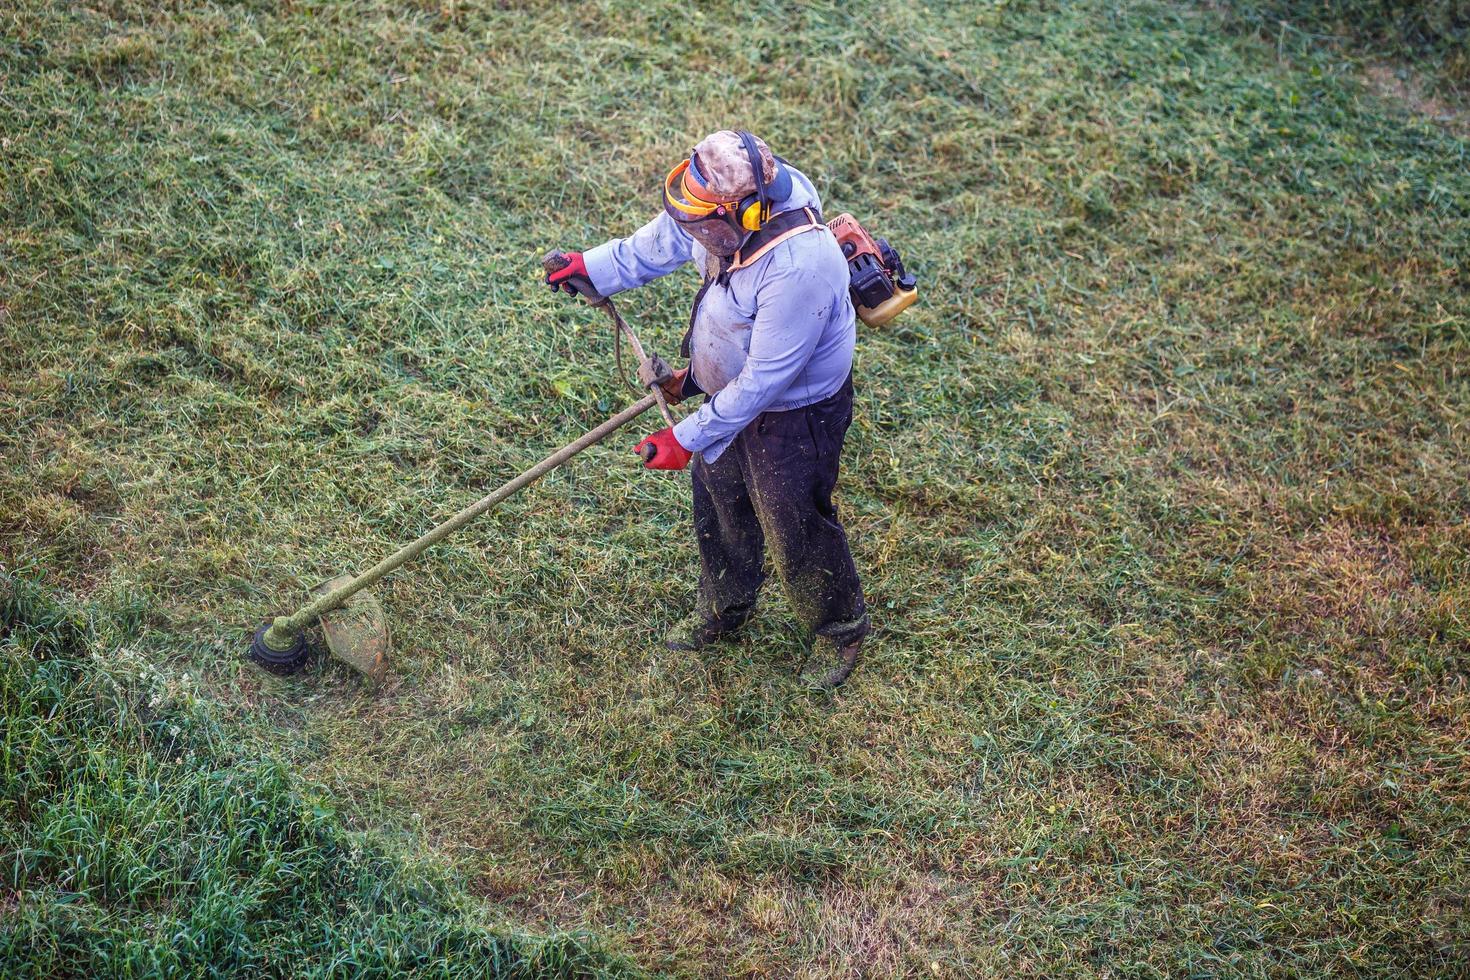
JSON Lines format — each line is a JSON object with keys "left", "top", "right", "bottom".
{"left": 691, "top": 130, "right": 777, "bottom": 200}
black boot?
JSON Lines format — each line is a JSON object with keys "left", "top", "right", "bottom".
{"left": 801, "top": 636, "right": 862, "bottom": 689}
{"left": 664, "top": 611, "right": 748, "bottom": 652}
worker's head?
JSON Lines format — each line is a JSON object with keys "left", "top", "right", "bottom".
{"left": 662, "top": 130, "right": 788, "bottom": 256}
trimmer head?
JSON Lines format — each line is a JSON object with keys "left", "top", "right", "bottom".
{"left": 249, "top": 621, "right": 311, "bottom": 675}
{"left": 311, "top": 574, "right": 390, "bottom": 684}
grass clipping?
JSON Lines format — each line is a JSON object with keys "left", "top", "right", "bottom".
{"left": 0, "top": 574, "right": 631, "bottom": 978}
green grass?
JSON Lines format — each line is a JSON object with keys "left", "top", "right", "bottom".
{"left": 1, "top": 571, "right": 632, "bottom": 977}
{"left": 3, "top": 0, "right": 1468, "bottom": 975}
{"left": 1219, "top": 0, "right": 1468, "bottom": 98}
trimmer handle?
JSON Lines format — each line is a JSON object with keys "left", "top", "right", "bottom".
{"left": 638, "top": 442, "right": 658, "bottom": 464}
{"left": 542, "top": 250, "right": 607, "bottom": 305}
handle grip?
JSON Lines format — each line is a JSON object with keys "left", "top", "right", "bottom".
{"left": 638, "top": 442, "right": 658, "bottom": 464}
{"left": 542, "top": 250, "right": 606, "bottom": 304}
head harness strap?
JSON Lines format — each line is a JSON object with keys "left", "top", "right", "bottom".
{"left": 735, "top": 130, "right": 769, "bottom": 224}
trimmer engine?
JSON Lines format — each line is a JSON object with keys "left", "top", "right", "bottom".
{"left": 827, "top": 213, "right": 918, "bottom": 327}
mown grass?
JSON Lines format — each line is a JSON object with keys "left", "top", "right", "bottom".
{"left": 3, "top": 0, "right": 1468, "bottom": 975}
{"left": 0, "top": 571, "right": 632, "bottom": 977}
{"left": 1219, "top": 0, "right": 1468, "bottom": 99}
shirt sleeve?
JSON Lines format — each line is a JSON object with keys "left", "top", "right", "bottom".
{"left": 582, "top": 212, "right": 696, "bottom": 296}
{"left": 673, "top": 264, "right": 836, "bottom": 454}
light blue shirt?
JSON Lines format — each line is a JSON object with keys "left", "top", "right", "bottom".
{"left": 583, "top": 166, "right": 856, "bottom": 463}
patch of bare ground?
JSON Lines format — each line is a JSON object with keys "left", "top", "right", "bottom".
{"left": 787, "top": 876, "right": 960, "bottom": 979}
{"left": 1260, "top": 522, "right": 1425, "bottom": 644}
{"left": 1364, "top": 64, "right": 1468, "bottom": 135}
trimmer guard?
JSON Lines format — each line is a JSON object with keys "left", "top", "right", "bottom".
{"left": 311, "top": 574, "right": 390, "bottom": 684}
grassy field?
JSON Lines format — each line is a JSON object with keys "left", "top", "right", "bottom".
{"left": 2, "top": 574, "right": 631, "bottom": 976}
{"left": 1220, "top": 0, "right": 1467, "bottom": 101}
{"left": 3, "top": 0, "right": 1468, "bottom": 976}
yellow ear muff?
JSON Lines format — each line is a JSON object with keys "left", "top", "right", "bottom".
{"left": 737, "top": 198, "right": 765, "bottom": 232}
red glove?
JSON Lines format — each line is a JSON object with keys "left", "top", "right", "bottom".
{"left": 635, "top": 427, "right": 692, "bottom": 470}
{"left": 544, "top": 250, "right": 590, "bottom": 295}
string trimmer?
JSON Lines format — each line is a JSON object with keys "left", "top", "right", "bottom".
{"left": 248, "top": 253, "right": 674, "bottom": 682}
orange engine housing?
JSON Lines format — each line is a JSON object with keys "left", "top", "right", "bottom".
{"left": 828, "top": 212, "right": 882, "bottom": 264}
{"left": 826, "top": 212, "right": 917, "bottom": 327}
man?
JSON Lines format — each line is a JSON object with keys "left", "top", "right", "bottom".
{"left": 546, "top": 130, "right": 867, "bottom": 688}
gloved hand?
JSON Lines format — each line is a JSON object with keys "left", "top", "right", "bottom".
{"left": 635, "top": 427, "right": 692, "bottom": 470}
{"left": 544, "top": 250, "right": 590, "bottom": 296}
{"left": 636, "top": 355, "right": 690, "bottom": 406}
{"left": 660, "top": 367, "right": 690, "bottom": 405}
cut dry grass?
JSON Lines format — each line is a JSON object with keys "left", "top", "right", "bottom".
{"left": 3, "top": 0, "right": 1469, "bottom": 975}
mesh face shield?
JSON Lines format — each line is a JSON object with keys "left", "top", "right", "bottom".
{"left": 662, "top": 158, "right": 748, "bottom": 256}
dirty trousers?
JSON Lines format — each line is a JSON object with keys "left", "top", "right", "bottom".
{"left": 690, "top": 376, "right": 869, "bottom": 648}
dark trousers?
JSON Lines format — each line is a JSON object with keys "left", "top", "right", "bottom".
{"left": 690, "top": 376, "right": 869, "bottom": 648}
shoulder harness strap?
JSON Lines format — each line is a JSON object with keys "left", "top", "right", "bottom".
{"left": 720, "top": 207, "right": 824, "bottom": 284}
{"left": 690, "top": 207, "right": 825, "bottom": 354}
